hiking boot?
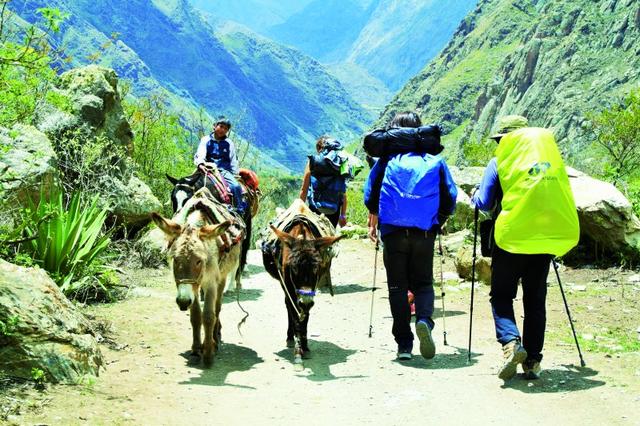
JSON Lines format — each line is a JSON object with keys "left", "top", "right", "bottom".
{"left": 416, "top": 321, "right": 436, "bottom": 360}
{"left": 498, "top": 339, "right": 527, "bottom": 380}
{"left": 522, "top": 359, "right": 541, "bottom": 380}
{"left": 397, "top": 347, "right": 412, "bottom": 361}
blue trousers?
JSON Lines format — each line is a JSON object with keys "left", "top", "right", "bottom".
{"left": 490, "top": 245, "right": 551, "bottom": 362}
{"left": 219, "top": 169, "right": 246, "bottom": 215}
{"left": 382, "top": 228, "right": 436, "bottom": 350}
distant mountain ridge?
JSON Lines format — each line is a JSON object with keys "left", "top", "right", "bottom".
{"left": 380, "top": 0, "right": 640, "bottom": 166}
{"left": 11, "top": 0, "right": 370, "bottom": 171}
{"left": 190, "top": 0, "right": 477, "bottom": 109}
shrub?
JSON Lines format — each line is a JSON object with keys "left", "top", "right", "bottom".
{"left": 22, "top": 186, "right": 112, "bottom": 294}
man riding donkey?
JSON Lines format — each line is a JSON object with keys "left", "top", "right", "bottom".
{"left": 167, "top": 117, "right": 260, "bottom": 278}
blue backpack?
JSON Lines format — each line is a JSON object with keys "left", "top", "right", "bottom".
{"left": 379, "top": 153, "right": 442, "bottom": 230}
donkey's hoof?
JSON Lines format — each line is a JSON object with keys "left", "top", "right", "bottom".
{"left": 203, "top": 353, "right": 214, "bottom": 366}
{"left": 301, "top": 349, "right": 311, "bottom": 360}
{"left": 286, "top": 339, "right": 295, "bottom": 348}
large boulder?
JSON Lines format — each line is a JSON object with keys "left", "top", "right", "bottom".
{"left": 446, "top": 188, "right": 474, "bottom": 232}
{"left": 39, "top": 65, "right": 133, "bottom": 151}
{"left": 449, "top": 166, "right": 485, "bottom": 196}
{"left": 32, "top": 65, "right": 159, "bottom": 233}
{"left": 568, "top": 168, "right": 640, "bottom": 260}
{"left": 0, "top": 260, "right": 103, "bottom": 384}
{"left": 108, "top": 175, "right": 162, "bottom": 231}
{"left": 454, "top": 243, "right": 492, "bottom": 285}
{"left": 0, "top": 124, "right": 57, "bottom": 203}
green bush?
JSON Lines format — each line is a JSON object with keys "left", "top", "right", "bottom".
{"left": 22, "top": 186, "right": 111, "bottom": 293}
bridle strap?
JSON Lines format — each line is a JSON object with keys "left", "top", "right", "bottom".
{"left": 276, "top": 266, "right": 303, "bottom": 320}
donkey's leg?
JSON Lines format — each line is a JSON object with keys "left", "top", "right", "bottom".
{"left": 300, "top": 313, "right": 311, "bottom": 357}
{"left": 202, "top": 286, "right": 216, "bottom": 366}
{"left": 213, "top": 279, "right": 225, "bottom": 354}
{"left": 190, "top": 292, "right": 202, "bottom": 355}
{"left": 285, "top": 296, "right": 295, "bottom": 348}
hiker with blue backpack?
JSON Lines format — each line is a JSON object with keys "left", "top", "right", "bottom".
{"left": 364, "top": 111, "right": 458, "bottom": 361}
{"left": 300, "top": 136, "right": 358, "bottom": 228}
{"left": 472, "top": 115, "right": 579, "bottom": 380}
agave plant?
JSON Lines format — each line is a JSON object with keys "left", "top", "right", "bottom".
{"left": 24, "top": 187, "right": 111, "bottom": 292}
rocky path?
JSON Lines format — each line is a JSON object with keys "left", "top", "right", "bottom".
{"left": 16, "top": 240, "right": 640, "bottom": 425}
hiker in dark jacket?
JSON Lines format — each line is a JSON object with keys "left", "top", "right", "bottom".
{"left": 364, "top": 111, "right": 458, "bottom": 361}
{"left": 300, "top": 135, "right": 348, "bottom": 228}
{"left": 194, "top": 117, "right": 245, "bottom": 214}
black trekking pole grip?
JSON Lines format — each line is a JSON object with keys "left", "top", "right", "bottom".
{"left": 552, "top": 259, "right": 586, "bottom": 367}
{"left": 468, "top": 206, "right": 479, "bottom": 363}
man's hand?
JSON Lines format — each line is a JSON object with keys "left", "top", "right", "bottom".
{"left": 367, "top": 213, "right": 378, "bottom": 243}
{"left": 338, "top": 214, "right": 347, "bottom": 227}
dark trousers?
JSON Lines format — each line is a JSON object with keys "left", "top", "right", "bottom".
{"left": 382, "top": 228, "right": 436, "bottom": 349}
{"left": 490, "top": 245, "right": 552, "bottom": 362}
{"left": 309, "top": 205, "right": 341, "bottom": 228}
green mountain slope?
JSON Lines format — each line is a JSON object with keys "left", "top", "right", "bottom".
{"left": 381, "top": 0, "right": 640, "bottom": 166}
{"left": 11, "top": 0, "right": 369, "bottom": 171}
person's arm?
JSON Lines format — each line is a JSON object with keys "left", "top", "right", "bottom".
{"left": 194, "top": 136, "right": 208, "bottom": 166}
{"left": 363, "top": 157, "right": 387, "bottom": 215}
{"left": 299, "top": 162, "right": 311, "bottom": 201}
{"left": 438, "top": 160, "right": 458, "bottom": 223}
{"left": 471, "top": 158, "right": 499, "bottom": 212}
{"left": 339, "top": 193, "right": 348, "bottom": 227}
{"left": 228, "top": 139, "right": 240, "bottom": 175}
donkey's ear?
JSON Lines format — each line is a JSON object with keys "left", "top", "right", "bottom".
{"left": 200, "top": 221, "right": 231, "bottom": 241}
{"left": 270, "top": 224, "right": 296, "bottom": 247}
{"left": 151, "top": 212, "right": 182, "bottom": 238}
{"left": 314, "top": 234, "right": 344, "bottom": 250}
{"left": 166, "top": 174, "right": 179, "bottom": 185}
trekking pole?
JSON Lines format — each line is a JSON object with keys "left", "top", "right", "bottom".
{"left": 467, "top": 207, "right": 479, "bottom": 363}
{"left": 552, "top": 259, "right": 587, "bottom": 367}
{"left": 438, "top": 233, "right": 448, "bottom": 346}
{"left": 368, "top": 235, "right": 380, "bottom": 338}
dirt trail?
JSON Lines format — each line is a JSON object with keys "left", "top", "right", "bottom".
{"left": 13, "top": 240, "right": 640, "bottom": 425}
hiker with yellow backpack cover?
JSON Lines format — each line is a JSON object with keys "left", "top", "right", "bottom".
{"left": 472, "top": 115, "right": 580, "bottom": 381}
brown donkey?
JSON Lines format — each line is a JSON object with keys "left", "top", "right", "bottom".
{"left": 268, "top": 222, "right": 342, "bottom": 369}
{"left": 152, "top": 201, "right": 243, "bottom": 366}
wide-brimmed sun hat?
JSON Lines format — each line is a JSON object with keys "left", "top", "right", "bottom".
{"left": 489, "top": 115, "right": 528, "bottom": 140}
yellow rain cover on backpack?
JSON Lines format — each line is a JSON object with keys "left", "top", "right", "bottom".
{"left": 495, "top": 128, "right": 579, "bottom": 256}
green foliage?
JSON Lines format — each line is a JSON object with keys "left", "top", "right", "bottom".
{"left": 588, "top": 89, "right": 640, "bottom": 186}
{"left": 52, "top": 131, "right": 128, "bottom": 195}
{"left": 461, "top": 137, "right": 495, "bottom": 167}
{"left": 30, "top": 367, "right": 46, "bottom": 384}
{"left": 346, "top": 178, "right": 368, "bottom": 228}
{"left": 22, "top": 186, "right": 111, "bottom": 293}
{"left": 0, "top": 315, "right": 19, "bottom": 337}
{"left": 251, "top": 173, "right": 300, "bottom": 245}
{"left": 124, "top": 93, "right": 195, "bottom": 214}
{"left": 0, "top": 2, "right": 67, "bottom": 127}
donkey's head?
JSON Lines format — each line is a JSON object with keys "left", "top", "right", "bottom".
{"left": 167, "top": 173, "right": 202, "bottom": 213}
{"left": 270, "top": 224, "right": 342, "bottom": 315}
{"left": 152, "top": 212, "right": 231, "bottom": 310}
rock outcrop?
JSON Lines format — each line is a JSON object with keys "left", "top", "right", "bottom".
{"left": 34, "top": 65, "right": 160, "bottom": 232}
{"left": 0, "top": 124, "right": 57, "bottom": 204}
{"left": 0, "top": 260, "right": 103, "bottom": 383}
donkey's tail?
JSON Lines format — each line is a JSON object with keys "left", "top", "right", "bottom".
{"left": 236, "top": 289, "right": 249, "bottom": 336}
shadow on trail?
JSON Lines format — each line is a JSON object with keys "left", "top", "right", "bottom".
{"left": 397, "top": 346, "right": 481, "bottom": 370}
{"left": 502, "top": 365, "right": 605, "bottom": 393}
{"left": 179, "top": 343, "right": 264, "bottom": 389}
{"left": 222, "top": 288, "right": 263, "bottom": 303}
{"left": 275, "top": 340, "right": 366, "bottom": 382}
{"left": 242, "top": 263, "right": 265, "bottom": 277}
{"left": 334, "top": 283, "right": 371, "bottom": 295}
